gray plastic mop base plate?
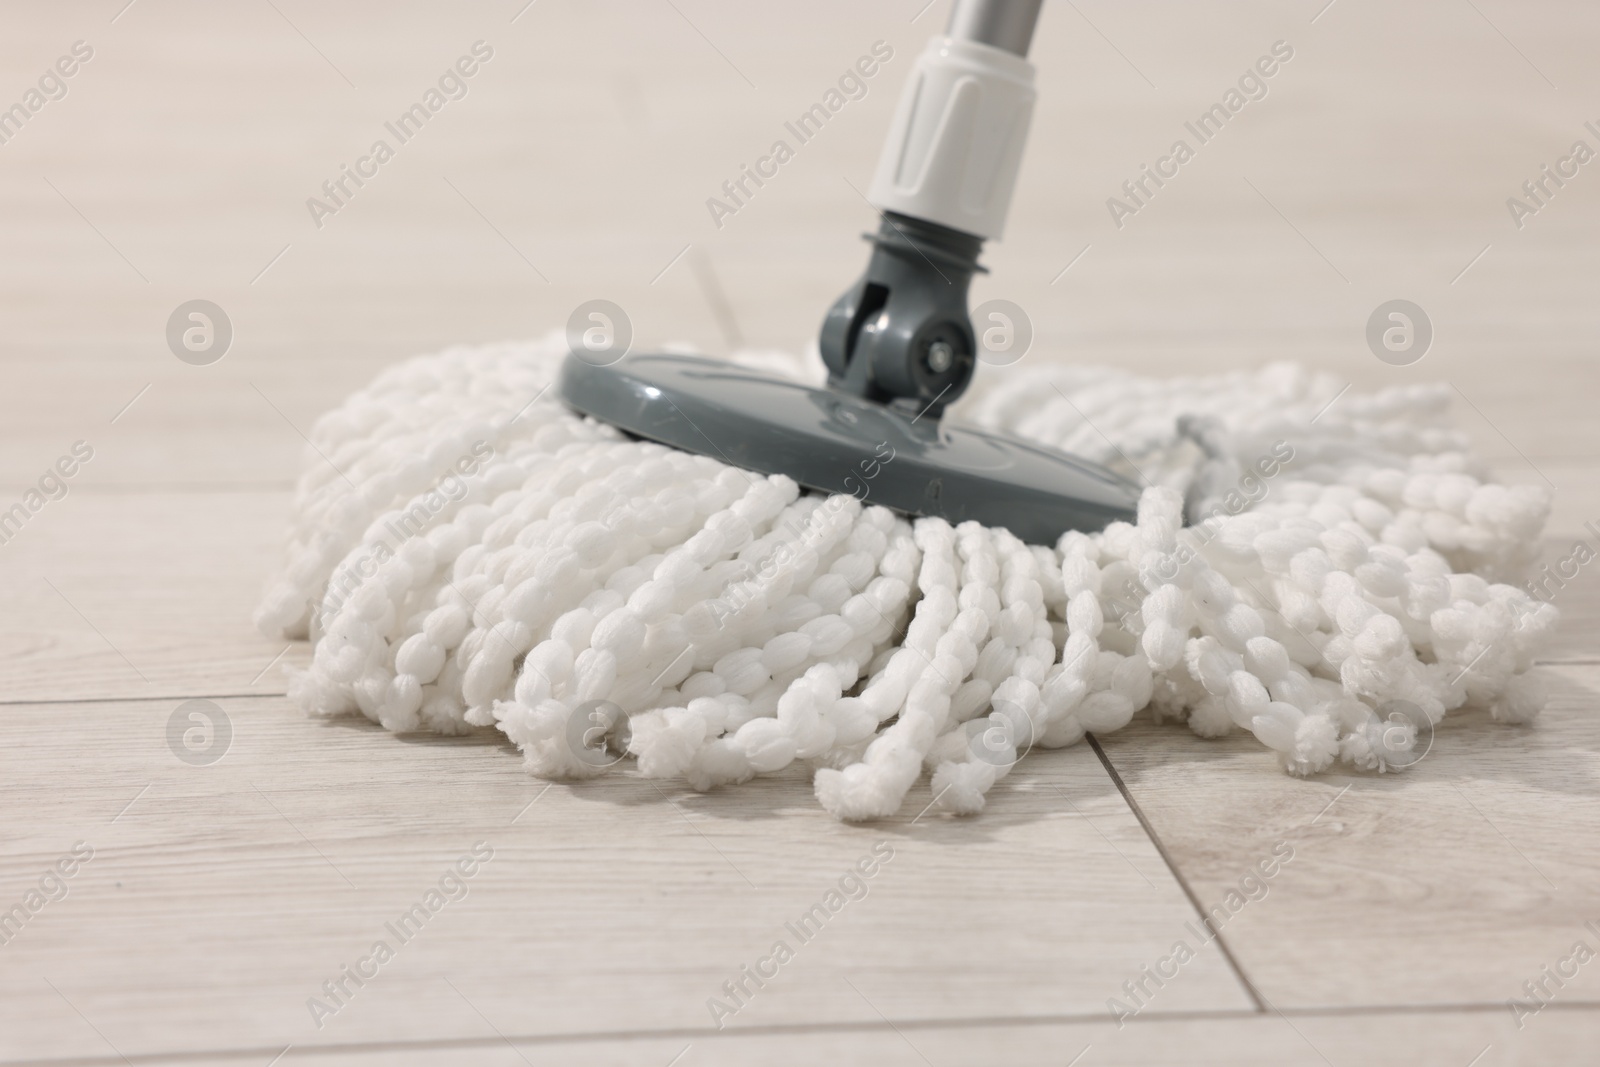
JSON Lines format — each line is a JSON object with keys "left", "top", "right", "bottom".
{"left": 557, "top": 352, "right": 1140, "bottom": 545}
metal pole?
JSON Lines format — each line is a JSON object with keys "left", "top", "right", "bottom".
{"left": 944, "top": 0, "right": 1045, "bottom": 57}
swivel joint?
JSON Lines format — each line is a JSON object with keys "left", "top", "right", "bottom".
{"left": 818, "top": 212, "right": 984, "bottom": 421}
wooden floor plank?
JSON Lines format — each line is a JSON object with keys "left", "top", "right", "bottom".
{"left": 1092, "top": 665, "right": 1600, "bottom": 1010}
{"left": 0, "top": 696, "right": 1250, "bottom": 1061}
{"left": 0, "top": 491, "right": 305, "bottom": 703}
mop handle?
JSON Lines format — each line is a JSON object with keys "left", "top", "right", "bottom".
{"left": 946, "top": 0, "right": 1044, "bottom": 56}
{"left": 866, "top": 0, "right": 1043, "bottom": 241}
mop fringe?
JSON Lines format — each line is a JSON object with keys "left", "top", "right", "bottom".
{"left": 256, "top": 333, "right": 1559, "bottom": 820}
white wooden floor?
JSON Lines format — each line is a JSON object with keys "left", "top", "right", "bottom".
{"left": 2, "top": 1, "right": 1597, "bottom": 1063}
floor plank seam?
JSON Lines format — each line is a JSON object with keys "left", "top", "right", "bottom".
{"left": 1085, "top": 732, "right": 1268, "bottom": 1014}
{"left": 0, "top": 692, "right": 289, "bottom": 708}
{"left": 11, "top": 1001, "right": 1600, "bottom": 1067}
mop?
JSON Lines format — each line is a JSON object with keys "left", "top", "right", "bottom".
{"left": 256, "top": 2, "right": 1558, "bottom": 820}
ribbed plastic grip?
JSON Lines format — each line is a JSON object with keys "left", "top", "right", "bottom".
{"left": 866, "top": 36, "right": 1036, "bottom": 241}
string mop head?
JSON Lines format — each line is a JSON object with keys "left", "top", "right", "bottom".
{"left": 256, "top": 334, "right": 1559, "bottom": 820}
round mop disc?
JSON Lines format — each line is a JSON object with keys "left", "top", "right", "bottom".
{"left": 558, "top": 352, "right": 1140, "bottom": 544}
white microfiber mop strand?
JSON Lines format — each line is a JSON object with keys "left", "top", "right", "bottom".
{"left": 256, "top": 334, "right": 1559, "bottom": 819}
